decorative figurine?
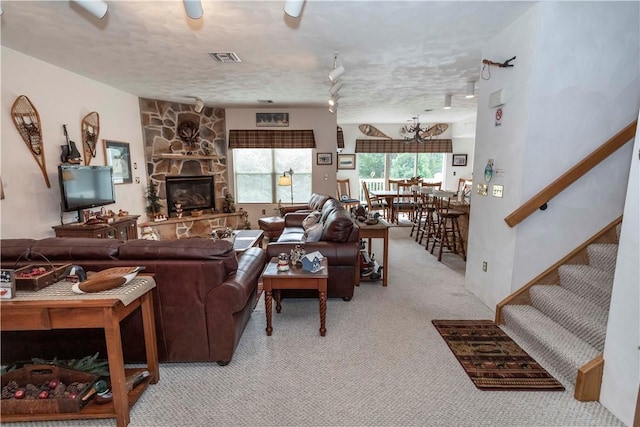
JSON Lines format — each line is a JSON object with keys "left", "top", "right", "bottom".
{"left": 290, "top": 244, "right": 306, "bottom": 266}
{"left": 175, "top": 203, "right": 183, "bottom": 218}
{"left": 277, "top": 253, "right": 290, "bottom": 272}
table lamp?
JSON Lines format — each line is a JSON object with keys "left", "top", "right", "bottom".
{"left": 278, "top": 168, "right": 294, "bottom": 205}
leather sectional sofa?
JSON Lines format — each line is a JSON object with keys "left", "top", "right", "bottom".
{"left": 0, "top": 237, "right": 267, "bottom": 366}
{"left": 267, "top": 193, "right": 360, "bottom": 300}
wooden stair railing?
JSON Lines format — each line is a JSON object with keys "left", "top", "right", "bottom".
{"left": 504, "top": 120, "right": 637, "bottom": 228}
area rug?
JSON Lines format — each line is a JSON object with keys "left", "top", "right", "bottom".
{"left": 432, "top": 319, "right": 565, "bottom": 391}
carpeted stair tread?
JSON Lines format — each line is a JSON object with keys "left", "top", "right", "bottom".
{"left": 558, "top": 264, "right": 614, "bottom": 309}
{"left": 587, "top": 243, "right": 618, "bottom": 274}
{"left": 501, "top": 305, "right": 600, "bottom": 385}
{"left": 530, "top": 285, "right": 608, "bottom": 350}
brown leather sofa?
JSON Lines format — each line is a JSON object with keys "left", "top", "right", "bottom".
{"left": 266, "top": 193, "right": 360, "bottom": 300}
{"left": 0, "top": 237, "right": 267, "bottom": 366}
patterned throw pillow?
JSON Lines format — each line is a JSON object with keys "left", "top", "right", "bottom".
{"left": 302, "top": 211, "right": 321, "bottom": 230}
{"left": 303, "top": 223, "right": 323, "bottom": 243}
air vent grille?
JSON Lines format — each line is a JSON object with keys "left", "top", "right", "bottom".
{"left": 208, "top": 52, "right": 242, "bottom": 63}
{"left": 257, "top": 100, "right": 274, "bottom": 104}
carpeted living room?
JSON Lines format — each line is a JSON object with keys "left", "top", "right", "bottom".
{"left": 1, "top": 1, "right": 638, "bottom": 426}
{"left": 3, "top": 227, "right": 623, "bottom": 426}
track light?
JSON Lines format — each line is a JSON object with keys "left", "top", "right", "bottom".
{"left": 328, "top": 65, "right": 345, "bottom": 83}
{"left": 328, "top": 95, "right": 340, "bottom": 107}
{"left": 284, "top": 0, "right": 305, "bottom": 18}
{"left": 465, "top": 81, "right": 475, "bottom": 99}
{"left": 329, "top": 104, "right": 338, "bottom": 114}
{"left": 329, "top": 81, "right": 343, "bottom": 96}
{"left": 183, "top": 0, "right": 203, "bottom": 19}
{"left": 444, "top": 94, "right": 452, "bottom": 110}
{"left": 72, "top": 0, "right": 108, "bottom": 19}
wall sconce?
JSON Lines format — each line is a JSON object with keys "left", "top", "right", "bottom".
{"left": 465, "top": 81, "right": 475, "bottom": 99}
{"left": 444, "top": 94, "right": 452, "bottom": 110}
{"left": 278, "top": 168, "right": 294, "bottom": 204}
{"left": 71, "top": 0, "right": 109, "bottom": 19}
{"left": 183, "top": 0, "right": 203, "bottom": 19}
{"left": 284, "top": 0, "right": 305, "bottom": 18}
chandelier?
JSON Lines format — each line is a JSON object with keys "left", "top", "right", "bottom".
{"left": 400, "top": 117, "right": 449, "bottom": 143}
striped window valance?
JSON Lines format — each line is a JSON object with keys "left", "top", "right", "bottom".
{"left": 355, "top": 138, "right": 452, "bottom": 153}
{"left": 229, "top": 130, "right": 316, "bottom": 149}
{"left": 337, "top": 126, "right": 345, "bottom": 149}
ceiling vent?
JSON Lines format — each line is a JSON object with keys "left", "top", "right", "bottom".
{"left": 208, "top": 52, "right": 242, "bottom": 63}
{"left": 257, "top": 100, "right": 274, "bottom": 104}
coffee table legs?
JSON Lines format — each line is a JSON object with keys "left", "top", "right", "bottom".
{"left": 319, "top": 291, "right": 326, "bottom": 337}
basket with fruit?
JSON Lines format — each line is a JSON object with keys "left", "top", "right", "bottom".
{"left": 14, "top": 263, "right": 70, "bottom": 291}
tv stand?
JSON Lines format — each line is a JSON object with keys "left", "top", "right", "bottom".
{"left": 53, "top": 215, "right": 140, "bottom": 240}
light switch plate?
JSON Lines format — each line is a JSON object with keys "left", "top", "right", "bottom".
{"left": 493, "top": 185, "right": 504, "bottom": 198}
{"left": 477, "top": 184, "right": 488, "bottom": 196}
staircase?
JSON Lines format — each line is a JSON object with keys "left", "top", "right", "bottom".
{"left": 495, "top": 218, "right": 622, "bottom": 400}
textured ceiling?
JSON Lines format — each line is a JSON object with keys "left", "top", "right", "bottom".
{"left": 1, "top": 1, "right": 535, "bottom": 125}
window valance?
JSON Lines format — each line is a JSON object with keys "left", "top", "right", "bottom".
{"left": 337, "top": 126, "right": 345, "bottom": 149}
{"left": 228, "top": 130, "right": 316, "bottom": 149}
{"left": 355, "top": 138, "right": 452, "bottom": 153}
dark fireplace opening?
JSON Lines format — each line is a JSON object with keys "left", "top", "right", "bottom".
{"left": 165, "top": 175, "right": 215, "bottom": 216}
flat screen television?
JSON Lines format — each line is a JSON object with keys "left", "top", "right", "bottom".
{"left": 58, "top": 165, "right": 116, "bottom": 216}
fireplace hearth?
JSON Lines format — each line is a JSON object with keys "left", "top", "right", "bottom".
{"left": 165, "top": 175, "right": 215, "bottom": 216}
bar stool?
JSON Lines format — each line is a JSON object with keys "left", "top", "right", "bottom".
{"left": 418, "top": 193, "right": 438, "bottom": 248}
{"left": 430, "top": 196, "right": 466, "bottom": 261}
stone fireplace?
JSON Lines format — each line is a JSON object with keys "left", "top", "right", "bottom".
{"left": 139, "top": 98, "right": 228, "bottom": 216}
{"left": 165, "top": 175, "right": 215, "bottom": 216}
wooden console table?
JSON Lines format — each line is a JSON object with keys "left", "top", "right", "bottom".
{"left": 53, "top": 215, "right": 140, "bottom": 240}
{"left": 0, "top": 276, "right": 159, "bottom": 427}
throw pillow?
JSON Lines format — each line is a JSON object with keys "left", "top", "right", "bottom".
{"left": 303, "top": 223, "right": 323, "bottom": 243}
{"left": 302, "top": 211, "right": 321, "bottom": 230}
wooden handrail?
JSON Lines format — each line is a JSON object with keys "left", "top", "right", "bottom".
{"left": 504, "top": 120, "right": 637, "bottom": 228}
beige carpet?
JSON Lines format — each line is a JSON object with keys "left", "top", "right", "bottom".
{"left": 4, "top": 228, "right": 622, "bottom": 426}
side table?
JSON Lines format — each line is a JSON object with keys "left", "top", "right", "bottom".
{"left": 261, "top": 257, "right": 329, "bottom": 336}
{"left": 357, "top": 218, "right": 390, "bottom": 286}
{"left": 0, "top": 276, "right": 159, "bottom": 427}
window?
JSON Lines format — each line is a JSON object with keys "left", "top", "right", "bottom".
{"left": 233, "top": 149, "right": 312, "bottom": 203}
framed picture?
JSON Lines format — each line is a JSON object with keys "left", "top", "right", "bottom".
{"left": 317, "top": 153, "right": 333, "bottom": 165}
{"left": 103, "top": 140, "right": 133, "bottom": 184}
{"left": 256, "top": 112, "right": 289, "bottom": 127}
{"left": 452, "top": 154, "right": 468, "bottom": 167}
{"left": 337, "top": 154, "right": 356, "bottom": 170}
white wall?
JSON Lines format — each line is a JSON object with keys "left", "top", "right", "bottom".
{"left": 1, "top": 47, "right": 147, "bottom": 239}
{"left": 600, "top": 111, "right": 639, "bottom": 426}
{"left": 225, "top": 108, "right": 336, "bottom": 224}
{"left": 467, "top": 2, "right": 638, "bottom": 307}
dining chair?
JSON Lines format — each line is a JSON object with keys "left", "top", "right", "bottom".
{"left": 393, "top": 181, "right": 415, "bottom": 224}
{"left": 337, "top": 178, "right": 360, "bottom": 210}
{"left": 430, "top": 195, "right": 466, "bottom": 262}
{"left": 361, "top": 181, "right": 388, "bottom": 218}
{"left": 457, "top": 178, "right": 473, "bottom": 196}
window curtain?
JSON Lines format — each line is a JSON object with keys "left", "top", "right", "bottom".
{"left": 337, "top": 126, "right": 345, "bottom": 149}
{"left": 228, "top": 130, "right": 316, "bottom": 149}
{"left": 355, "top": 138, "right": 452, "bottom": 153}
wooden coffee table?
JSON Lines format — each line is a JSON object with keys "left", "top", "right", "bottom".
{"left": 261, "top": 257, "right": 329, "bottom": 336}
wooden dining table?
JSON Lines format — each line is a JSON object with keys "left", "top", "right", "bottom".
{"left": 370, "top": 190, "right": 401, "bottom": 223}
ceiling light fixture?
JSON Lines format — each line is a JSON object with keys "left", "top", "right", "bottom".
{"left": 465, "top": 81, "right": 475, "bottom": 99}
{"left": 444, "top": 94, "right": 452, "bottom": 110}
{"left": 328, "top": 52, "right": 346, "bottom": 82}
{"left": 400, "top": 116, "right": 448, "bottom": 143}
{"left": 329, "top": 81, "right": 343, "bottom": 96}
{"left": 71, "top": 0, "right": 108, "bottom": 19}
{"left": 329, "top": 104, "right": 338, "bottom": 114}
{"left": 183, "top": 0, "right": 203, "bottom": 19}
{"left": 328, "top": 95, "right": 340, "bottom": 107}
{"left": 283, "top": 0, "right": 305, "bottom": 18}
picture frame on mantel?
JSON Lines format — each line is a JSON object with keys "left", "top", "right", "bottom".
{"left": 452, "top": 154, "right": 468, "bottom": 167}
{"left": 256, "top": 113, "right": 289, "bottom": 127}
{"left": 337, "top": 154, "right": 356, "bottom": 170}
{"left": 103, "top": 140, "right": 133, "bottom": 184}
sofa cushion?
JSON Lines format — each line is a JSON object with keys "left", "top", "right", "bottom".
{"left": 321, "top": 209, "right": 356, "bottom": 243}
{"left": 302, "top": 211, "right": 321, "bottom": 230}
{"left": 0, "top": 239, "right": 36, "bottom": 261}
{"left": 303, "top": 223, "right": 323, "bottom": 243}
{"left": 308, "top": 193, "right": 331, "bottom": 211}
{"left": 319, "top": 198, "right": 344, "bottom": 223}
{"left": 31, "top": 238, "right": 122, "bottom": 261}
